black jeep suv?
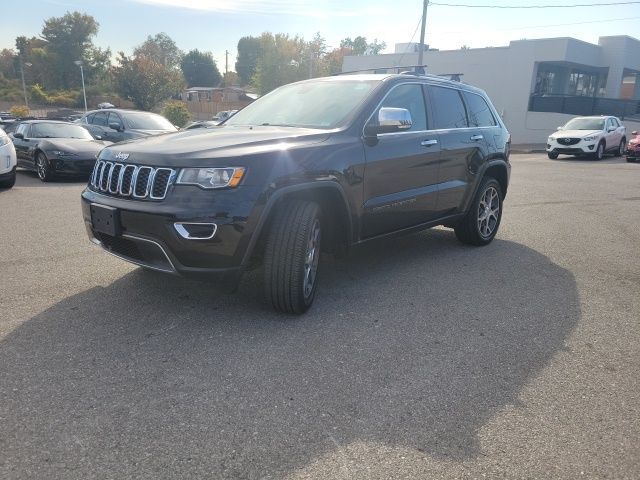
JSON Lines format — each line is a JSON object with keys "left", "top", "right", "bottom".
{"left": 81, "top": 73, "right": 510, "bottom": 313}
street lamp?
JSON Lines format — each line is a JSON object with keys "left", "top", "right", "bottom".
{"left": 75, "top": 60, "right": 88, "bottom": 113}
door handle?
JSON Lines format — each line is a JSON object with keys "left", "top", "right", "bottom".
{"left": 421, "top": 139, "right": 438, "bottom": 147}
{"left": 470, "top": 134, "right": 484, "bottom": 141}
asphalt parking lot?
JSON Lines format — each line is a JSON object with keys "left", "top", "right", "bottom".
{"left": 1, "top": 153, "right": 639, "bottom": 479}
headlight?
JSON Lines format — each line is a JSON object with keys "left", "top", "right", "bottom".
{"left": 49, "top": 150, "right": 77, "bottom": 157}
{"left": 176, "top": 167, "right": 245, "bottom": 189}
{"left": 582, "top": 135, "right": 597, "bottom": 142}
{"left": 0, "top": 135, "right": 9, "bottom": 146}
{"left": 548, "top": 136, "right": 555, "bottom": 142}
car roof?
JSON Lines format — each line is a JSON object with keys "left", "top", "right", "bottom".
{"left": 83, "top": 108, "right": 160, "bottom": 116}
{"left": 18, "top": 120, "right": 76, "bottom": 125}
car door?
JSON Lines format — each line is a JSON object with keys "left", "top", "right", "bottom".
{"left": 426, "top": 85, "right": 492, "bottom": 215}
{"left": 105, "top": 112, "right": 126, "bottom": 143}
{"left": 361, "top": 82, "right": 441, "bottom": 238}
{"left": 86, "top": 111, "right": 110, "bottom": 140}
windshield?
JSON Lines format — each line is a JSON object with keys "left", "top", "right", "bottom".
{"left": 123, "top": 113, "right": 176, "bottom": 131}
{"left": 563, "top": 118, "right": 605, "bottom": 130}
{"left": 226, "top": 79, "right": 380, "bottom": 129}
{"left": 31, "top": 123, "right": 94, "bottom": 139}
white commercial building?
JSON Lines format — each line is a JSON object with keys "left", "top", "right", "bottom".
{"left": 342, "top": 36, "right": 640, "bottom": 144}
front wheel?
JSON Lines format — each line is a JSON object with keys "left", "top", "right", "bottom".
{"left": 593, "top": 142, "right": 605, "bottom": 161}
{"left": 454, "top": 177, "right": 503, "bottom": 246}
{"left": 36, "top": 152, "right": 54, "bottom": 182}
{"left": 264, "top": 200, "right": 322, "bottom": 314}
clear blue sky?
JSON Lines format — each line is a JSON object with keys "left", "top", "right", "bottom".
{"left": 2, "top": 0, "right": 639, "bottom": 71}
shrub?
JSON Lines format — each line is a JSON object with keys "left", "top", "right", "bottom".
{"left": 10, "top": 105, "right": 29, "bottom": 117}
{"left": 163, "top": 100, "right": 191, "bottom": 128}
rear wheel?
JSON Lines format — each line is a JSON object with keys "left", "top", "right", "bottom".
{"left": 547, "top": 152, "right": 558, "bottom": 159}
{"left": 36, "top": 152, "right": 54, "bottom": 182}
{"left": 616, "top": 139, "right": 626, "bottom": 157}
{"left": 264, "top": 200, "right": 322, "bottom": 314}
{"left": 454, "top": 177, "right": 503, "bottom": 246}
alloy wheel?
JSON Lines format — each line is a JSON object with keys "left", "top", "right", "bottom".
{"left": 303, "top": 219, "right": 321, "bottom": 299}
{"left": 477, "top": 186, "right": 500, "bottom": 239}
{"left": 36, "top": 154, "right": 48, "bottom": 180}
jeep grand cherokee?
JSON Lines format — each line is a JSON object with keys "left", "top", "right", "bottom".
{"left": 82, "top": 73, "right": 511, "bottom": 313}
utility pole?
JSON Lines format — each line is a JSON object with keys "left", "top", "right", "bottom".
{"left": 417, "top": 0, "right": 429, "bottom": 74}
{"left": 74, "top": 60, "right": 87, "bottom": 113}
{"left": 225, "top": 50, "right": 229, "bottom": 75}
{"left": 19, "top": 56, "right": 28, "bottom": 108}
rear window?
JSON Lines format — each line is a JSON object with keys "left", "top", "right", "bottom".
{"left": 463, "top": 92, "right": 497, "bottom": 127}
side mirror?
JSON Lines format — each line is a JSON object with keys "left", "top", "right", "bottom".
{"left": 607, "top": 127, "right": 616, "bottom": 132}
{"left": 365, "top": 107, "right": 413, "bottom": 137}
{"left": 13, "top": 132, "right": 24, "bottom": 139}
{"left": 109, "top": 122, "right": 122, "bottom": 132}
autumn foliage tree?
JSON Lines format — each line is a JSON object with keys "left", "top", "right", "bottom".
{"left": 113, "top": 53, "right": 184, "bottom": 111}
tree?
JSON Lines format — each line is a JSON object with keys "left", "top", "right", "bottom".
{"left": 340, "top": 36, "right": 386, "bottom": 55}
{"left": 221, "top": 71, "right": 239, "bottom": 87}
{"left": 134, "top": 33, "right": 182, "bottom": 69}
{"left": 162, "top": 100, "right": 190, "bottom": 127}
{"left": 113, "top": 53, "right": 185, "bottom": 111}
{"left": 251, "top": 33, "right": 307, "bottom": 95}
{"left": 236, "top": 36, "right": 261, "bottom": 86}
{"left": 180, "top": 50, "right": 221, "bottom": 87}
{"left": 40, "top": 11, "right": 99, "bottom": 89}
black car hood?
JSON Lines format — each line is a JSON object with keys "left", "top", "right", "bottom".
{"left": 41, "top": 138, "right": 111, "bottom": 155}
{"left": 99, "top": 125, "right": 331, "bottom": 165}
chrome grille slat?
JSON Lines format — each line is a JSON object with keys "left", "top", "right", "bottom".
{"left": 90, "top": 161, "right": 174, "bottom": 200}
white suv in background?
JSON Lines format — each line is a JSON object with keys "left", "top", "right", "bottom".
{"left": 547, "top": 116, "right": 627, "bottom": 160}
{"left": 0, "top": 127, "right": 17, "bottom": 188}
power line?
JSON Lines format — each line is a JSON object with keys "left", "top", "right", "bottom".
{"left": 397, "top": 16, "right": 424, "bottom": 67}
{"left": 430, "top": 1, "right": 640, "bottom": 7}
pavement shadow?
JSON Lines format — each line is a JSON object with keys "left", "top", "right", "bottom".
{"left": 15, "top": 169, "right": 89, "bottom": 187}
{"left": 0, "top": 229, "right": 580, "bottom": 479}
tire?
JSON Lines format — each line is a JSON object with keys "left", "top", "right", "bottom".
{"left": 547, "top": 152, "right": 558, "bottom": 159}
{"left": 454, "top": 177, "right": 503, "bottom": 246}
{"left": 616, "top": 139, "right": 626, "bottom": 157}
{"left": 0, "top": 169, "right": 16, "bottom": 189}
{"left": 593, "top": 142, "right": 605, "bottom": 161}
{"left": 35, "top": 152, "right": 54, "bottom": 182}
{"left": 264, "top": 200, "right": 322, "bottom": 314}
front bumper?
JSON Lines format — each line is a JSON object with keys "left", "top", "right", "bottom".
{"left": 0, "top": 166, "right": 15, "bottom": 181}
{"left": 81, "top": 184, "right": 265, "bottom": 281}
{"left": 546, "top": 139, "right": 597, "bottom": 155}
{"left": 626, "top": 147, "right": 640, "bottom": 159}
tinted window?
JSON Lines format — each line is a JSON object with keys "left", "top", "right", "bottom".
{"left": 375, "top": 83, "right": 427, "bottom": 131}
{"left": 91, "top": 112, "right": 109, "bottom": 126}
{"left": 31, "top": 123, "right": 94, "bottom": 139}
{"left": 16, "top": 124, "right": 30, "bottom": 137}
{"left": 108, "top": 112, "right": 123, "bottom": 130}
{"left": 463, "top": 91, "right": 496, "bottom": 127}
{"left": 429, "top": 86, "right": 468, "bottom": 129}
{"left": 123, "top": 112, "right": 176, "bottom": 130}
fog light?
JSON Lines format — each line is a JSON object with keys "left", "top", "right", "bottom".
{"left": 588, "top": 145, "right": 594, "bottom": 150}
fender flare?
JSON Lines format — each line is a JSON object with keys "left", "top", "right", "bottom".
{"left": 240, "top": 180, "right": 354, "bottom": 266}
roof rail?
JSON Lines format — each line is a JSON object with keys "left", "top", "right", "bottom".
{"left": 333, "top": 65, "right": 429, "bottom": 76}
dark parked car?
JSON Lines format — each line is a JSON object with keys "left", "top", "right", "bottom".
{"left": 184, "top": 120, "right": 219, "bottom": 130}
{"left": 11, "top": 120, "right": 110, "bottom": 182}
{"left": 0, "top": 111, "right": 16, "bottom": 130}
{"left": 77, "top": 108, "right": 177, "bottom": 143}
{"left": 82, "top": 73, "right": 511, "bottom": 313}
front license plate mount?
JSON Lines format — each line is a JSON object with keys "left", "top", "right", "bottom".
{"left": 90, "top": 204, "right": 121, "bottom": 237}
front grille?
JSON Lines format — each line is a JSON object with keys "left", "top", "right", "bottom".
{"left": 557, "top": 137, "right": 580, "bottom": 146}
{"left": 90, "top": 161, "right": 175, "bottom": 200}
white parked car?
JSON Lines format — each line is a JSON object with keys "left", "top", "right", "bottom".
{"left": 546, "top": 115, "right": 627, "bottom": 160}
{"left": 0, "top": 127, "right": 17, "bottom": 188}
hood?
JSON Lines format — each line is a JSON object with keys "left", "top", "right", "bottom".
{"left": 43, "top": 138, "right": 111, "bottom": 154}
{"left": 552, "top": 129, "right": 600, "bottom": 138}
{"left": 129, "top": 128, "right": 175, "bottom": 136}
{"left": 99, "top": 125, "right": 331, "bottom": 165}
